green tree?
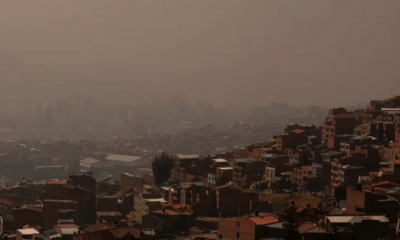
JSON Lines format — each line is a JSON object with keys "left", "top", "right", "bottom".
{"left": 152, "top": 152, "right": 174, "bottom": 186}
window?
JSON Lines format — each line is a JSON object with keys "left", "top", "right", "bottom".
{"left": 237, "top": 221, "right": 240, "bottom": 228}
{"left": 355, "top": 207, "right": 365, "bottom": 212}
{"left": 153, "top": 222, "right": 157, "bottom": 227}
{"left": 237, "top": 232, "right": 240, "bottom": 238}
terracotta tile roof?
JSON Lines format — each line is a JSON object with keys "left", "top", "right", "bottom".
{"left": 372, "top": 181, "right": 400, "bottom": 187}
{"left": 20, "top": 205, "right": 42, "bottom": 212}
{"left": 46, "top": 180, "right": 66, "bottom": 185}
{"left": 367, "top": 106, "right": 374, "bottom": 109}
{"left": 108, "top": 229, "right": 130, "bottom": 239}
{"left": 0, "top": 199, "right": 14, "bottom": 206}
{"left": 248, "top": 216, "right": 278, "bottom": 225}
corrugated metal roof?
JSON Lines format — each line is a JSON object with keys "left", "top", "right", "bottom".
{"left": 326, "top": 215, "right": 389, "bottom": 223}
{"left": 17, "top": 228, "right": 39, "bottom": 235}
{"left": 106, "top": 154, "right": 141, "bottom": 162}
{"left": 213, "top": 158, "right": 228, "bottom": 163}
{"left": 176, "top": 154, "right": 200, "bottom": 159}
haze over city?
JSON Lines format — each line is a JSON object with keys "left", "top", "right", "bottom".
{"left": 1, "top": 0, "right": 400, "bottom": 114}
{"left": 2, "top": 1, "right": 400, "bottom": 239}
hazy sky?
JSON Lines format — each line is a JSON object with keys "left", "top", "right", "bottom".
{"left": 1, "top": 0, "right": 400, "bottom": 108}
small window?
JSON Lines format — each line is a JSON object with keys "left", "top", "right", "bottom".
{"left": 153, "top": 222, "right": 157, "bottom": 227}
{"left": 237, "top": 232, "right": 240, "bottom": 238}
{"left": 237, "top": 221, "right": 240, "bottom": 228}
{"left": 355, "top": 207, "right": 365, "bottom": 212}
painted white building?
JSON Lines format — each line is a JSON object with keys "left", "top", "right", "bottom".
{"left": 265, "top": 166, "right": 276, "bottom": 181}
{"left": 207, "top": 173, "right": 216, "bottom": 186}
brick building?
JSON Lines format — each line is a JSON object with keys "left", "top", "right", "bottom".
{"left": 218, "top": 214, "right": 278, "bottom": 240}
{"left": 321, "top": 151, "right": 347, "bottom": 186}
{"left": 325, "top": 214, "right": 391, "bottom": 239}
{"left": 322, "top": 112, "right": 359, "bottom": 144}
{"left": 97, "top": 196, "right": 118, "bottom": 212}
{"left": 42, "top": 172, "right": 97, "bottom": 227}
{"left": 180, "top": 183, "right": 216, "bottom": 217}
{"left": 142, "top": 173, "right": 155, "bottom": 186}
{"left": 170, "top": 154, "right": 213, "bottom": 184}
{"left": 142, "top": 204, "right": 192, "bottom": 238}
{"left": 215, "top": 166, "right": 233, "bottom": 186}
{"left": 67, "top": 171, "right": 97, "bottom": 191}
{"left": 346, "top": 186, "right": 398, "bottom": 222}
{"left": 120, "top": 172, "right": 144, "bottom": 190}
{"left": 291, "top": 166, "right": 313, "bottom": 189}
{"left": 13, "top": 205, "right": 43, "bottom": 229}
{"left": 276, "top": 130, "right": 308, "bottom": 152}
{"left": 44, "top": 180, "right": 67, "bottom": 199}
{"left": 42, "top": 199, "right": 78, "bottom": 229}
{"left": 216, "top": 184, "right": 266, "bottom": 218}
{"left": 261, "top": 154, "right": 289, "bottom": 166}
{"left": 232, "top": 159, "right": 266, "bottom": 188}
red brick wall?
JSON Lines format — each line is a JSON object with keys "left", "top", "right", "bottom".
{"left": 13, "top": 208, "right": 43, "bottom": 229}
{"left": 97, "top": 197, "right": 118, "bottom": 212}
{"left": 217, "top": 186, "right": 258, "bottom": 218}
{"left": 143, "top": 173, "right": 155, "bottom": 185}
{"left": 43, "top": 200, "right": 78, "bottom": 229}
{"left": 334, "top": 117, "right": 359, "bottom": 135}
{"left": 120, "top": 173, "right": 144, "bottom": 190}
{"left": 44, "top": 184, "right": 64, "bottom": 199}
{"left": 327, "top": 136, "right": 336, "bottom": 150}
{"left": 346, "top": 187, "right": 366, "bottom": 214}
{"left": 233, "top": 149, "right": 248, "bottom": 159}
{"left": 218, "top": 217, "right": 256, "bottom": 240}
{"left": 67, "top": 176, "right": 97, "bottom": 190}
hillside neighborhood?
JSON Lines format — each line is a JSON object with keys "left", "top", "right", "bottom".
{"left": 1, "top": 96, "right": 400, "bottom": 239}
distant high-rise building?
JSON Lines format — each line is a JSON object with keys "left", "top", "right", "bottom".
{"left": 43, "top": 105, "right": 53, "bottom": 138}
